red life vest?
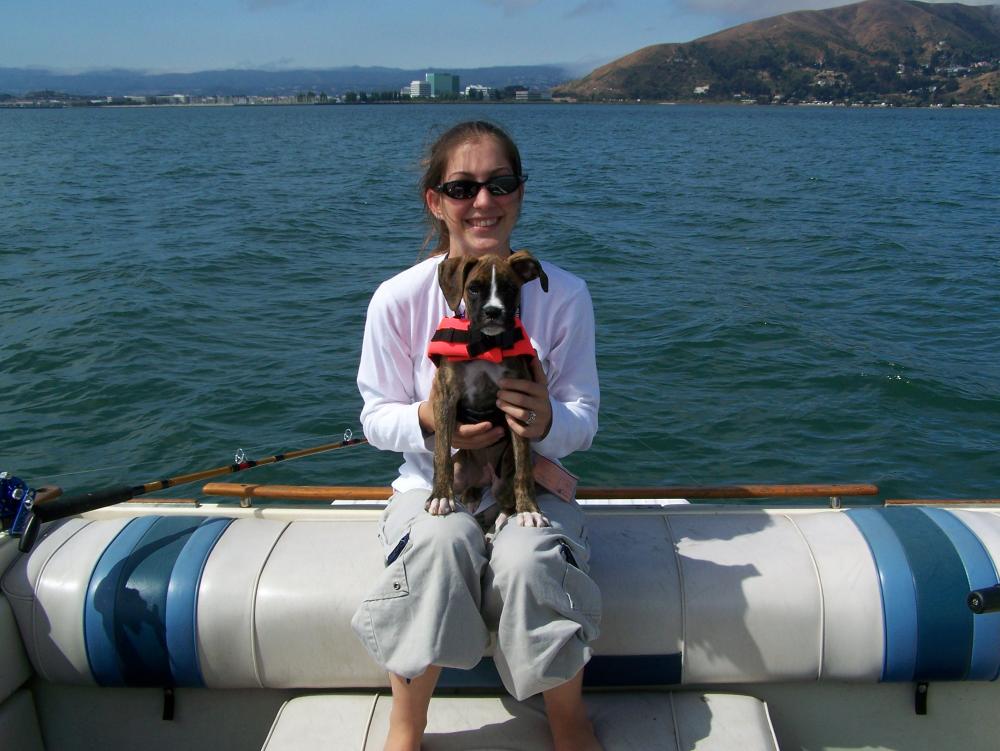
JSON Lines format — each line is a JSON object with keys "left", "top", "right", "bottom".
{"left": 427, "top": 316, "right": 537, "bottom": 364}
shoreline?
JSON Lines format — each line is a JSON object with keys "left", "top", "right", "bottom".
{"left": 3, "top": 99, "right": 998, "bottom": 110}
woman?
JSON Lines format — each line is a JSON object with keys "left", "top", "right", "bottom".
{"left": 352, "top": 120, "right": 602, "bottom": 751}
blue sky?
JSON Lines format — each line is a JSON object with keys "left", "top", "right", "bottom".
{"left": 2, "top": 0, "right": 992, "bottom": 73}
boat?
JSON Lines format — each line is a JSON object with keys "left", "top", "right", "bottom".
{"left": 3, "top": 475, "right": 1000, "bottom": 750}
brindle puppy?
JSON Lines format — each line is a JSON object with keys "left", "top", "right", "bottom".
{"left": 428, "top": 250, "right": 549, "bottom": 528}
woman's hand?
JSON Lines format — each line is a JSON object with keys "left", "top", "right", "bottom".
{"left": 497, "top": 357, "right": 552, "bottom": 440}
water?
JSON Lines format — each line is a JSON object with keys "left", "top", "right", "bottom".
{"left": 2, "top": 103, "right": 998, "bottom": 502}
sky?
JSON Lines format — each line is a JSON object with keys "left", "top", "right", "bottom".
{"left": 2, "top": 0, "right": 995, "bottom": 74}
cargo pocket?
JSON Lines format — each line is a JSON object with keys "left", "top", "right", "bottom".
{"left": 559, "top": 540, "right": 602, "bottom": 625}
{"left": 366, "top": 532, "right": 411, "bottom": 601}
{"left": 352, "top": 531, "right": 413, "bottom": 667}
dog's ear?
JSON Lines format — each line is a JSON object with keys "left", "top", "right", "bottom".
{"left": 509, "top": 251, "right": 548, "bottom": 293}
{"left": 438, "top": 256, "right": 479, "bottom": 312}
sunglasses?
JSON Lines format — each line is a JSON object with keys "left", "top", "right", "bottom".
{"left": 434, "top": 174, "right": 527, "bottom": 200}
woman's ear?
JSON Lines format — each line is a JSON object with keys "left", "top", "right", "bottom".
{"left": 425, "top": 188, "right": 442, "bottom": 220}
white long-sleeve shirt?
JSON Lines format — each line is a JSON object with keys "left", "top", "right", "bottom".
{"left": 358, "top": 253, "right": 600, "bottom": 494}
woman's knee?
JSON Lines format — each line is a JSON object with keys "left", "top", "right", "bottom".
{"left": 407, "top": 507, "right": 486, "bottom": 569}
{"left": 489, "top": 524, "right": 562, "bottom": 590}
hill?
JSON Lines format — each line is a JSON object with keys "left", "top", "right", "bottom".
{"left": 0, "top": 65, "right": 570, "bottom": 99}
{"left": 556, "top": 0, "right": 1000, "bottom": 104}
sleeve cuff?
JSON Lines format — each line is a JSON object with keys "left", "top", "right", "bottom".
{"left": 532, "top": 397, "right": 567, "bottom": 459}
{"left": 388, "top": 400, "right": 433, "bottom": 455}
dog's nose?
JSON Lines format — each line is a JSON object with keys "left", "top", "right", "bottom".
{"left": 482, "top": 304, "right": 503, "bottom": 319}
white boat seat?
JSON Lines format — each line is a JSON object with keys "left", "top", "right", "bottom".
{"left": 4, "top": 506, "right": 1000, "bottom": 690}
{"left": 260, "top": 691, "right": 779, "bottom": 751}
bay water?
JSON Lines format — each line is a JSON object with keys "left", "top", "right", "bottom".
{"left": 2, "top": 103, "right": 997, "bottom": 502}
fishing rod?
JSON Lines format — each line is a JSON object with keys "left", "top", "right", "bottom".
{"left": 11, "top": 432, "right": 368, "bottom": 554}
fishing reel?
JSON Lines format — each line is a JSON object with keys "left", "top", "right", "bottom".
{"left": 0, "top": 472, "right": 35, "bottom": 537}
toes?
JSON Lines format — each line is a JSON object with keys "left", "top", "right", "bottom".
{"left": 426, "top": 497, "right": 456, "bottom": 515}
{"left": 516, "top": 512, "right": 550, "bottom": 527}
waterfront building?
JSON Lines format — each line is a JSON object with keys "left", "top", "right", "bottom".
{"left": 464, "top": 84, "right": 495, "bottom": 100}
{"left": 409, "top": 80, "right": 431, "bottom": 98}
{"left": 514, "top": 89, "right": 551, "bottom": 101}
{"left": 425, "top": 72, "right": 459, "bottom": 98}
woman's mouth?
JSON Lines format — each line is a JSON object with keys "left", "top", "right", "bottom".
{"left": 467, "top": 218, "right": 499, "bottom": 229}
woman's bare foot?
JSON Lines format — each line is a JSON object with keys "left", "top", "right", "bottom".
{"left": 543, "top": 669, "right": 603, "bottom": 751}
{"left": 384, "top": 667, "right": 442, "bottom": 751}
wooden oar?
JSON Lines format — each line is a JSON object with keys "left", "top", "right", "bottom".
{"left": 17, "top": 436, "right": 367, "bottom": 552}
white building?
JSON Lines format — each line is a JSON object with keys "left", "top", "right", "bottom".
{"left": 464, "top": 84, "right": 495, "bottom": 100}
{"left": 409, "top": 80, "right": 431, "bottom": 98}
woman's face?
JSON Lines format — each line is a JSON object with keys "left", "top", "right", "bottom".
{"left": 425, "top": 136, "right": 523, "bottom": 259}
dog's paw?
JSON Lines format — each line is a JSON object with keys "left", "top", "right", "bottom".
{"left": 426, "top": 496, "right": 457, "bottom": 516}
{"left": 516, "top": 511, "right": 549, "bottom": 528}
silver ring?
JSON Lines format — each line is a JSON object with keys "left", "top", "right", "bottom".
{"left": 525, "top": 410, "right": 537, "bottom": 426}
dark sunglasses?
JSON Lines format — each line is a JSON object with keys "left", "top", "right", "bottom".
{"left": 434, "top": 174, "right": 527, "bottom": 200}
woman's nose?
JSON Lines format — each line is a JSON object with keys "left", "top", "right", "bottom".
{"left": 472, "top": 185, "right": 497, "bottom": 207}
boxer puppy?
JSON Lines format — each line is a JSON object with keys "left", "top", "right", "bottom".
{"left": 427, "top": 250, "right": 549, "bottom": 528}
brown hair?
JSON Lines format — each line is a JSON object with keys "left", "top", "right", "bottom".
{"left": 420, "top": 121, "right": 524, "bottom": 256}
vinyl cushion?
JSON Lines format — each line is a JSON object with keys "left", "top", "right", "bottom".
{"left": 5, "top": 507, "right": 1000, "bottom": 689}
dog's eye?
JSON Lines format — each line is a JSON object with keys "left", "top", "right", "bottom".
{"left": 466, "top": 284, "right": 484, "bottom": 297}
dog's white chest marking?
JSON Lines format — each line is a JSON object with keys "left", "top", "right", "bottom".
{"left": 462, "top": 360, "right": 505, "bottom": 402}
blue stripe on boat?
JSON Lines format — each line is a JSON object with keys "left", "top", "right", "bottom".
{"left": 847, "top": 508, "right": 918, "bottom": 681}
{"left": 85, "top": 516, "right": 160, "bottom": 685}
{"left": 852, "top": 507, "right": 974, "bottom": 681}
{"left": 583, "top": 654, "right": 683, "bottom": 687}
{"left": 84, "top": 516, "right": 207, "bottom": 687}
{"left": 165, "top": 517, "right": 233, "bottom": 687}
{"left": 439, "top": 654, "right": 683, "bottom": 689}
{"left": 884, "top": 507, "right": 972, "bottom": 680}
{"left": 920, "top": 508, "right": 1000, "bottom": 680}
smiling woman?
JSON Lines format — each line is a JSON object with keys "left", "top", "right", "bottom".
{"left": 419, "top": 120, "right": 526, "bottom": 258}
{"left": 352, "top": 119, "right": 603, "bottom": 751}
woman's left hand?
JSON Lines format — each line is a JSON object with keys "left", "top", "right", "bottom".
{"left": 497, "top": 357, "right": 552, "bottom": 441}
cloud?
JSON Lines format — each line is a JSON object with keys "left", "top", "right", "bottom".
{"left": 679, "top": 0, "right": 846, "bottom": 14}
{"left": 566, "top": 0, "right": 615, "bottom": 18}
{"left": 679, "top": 0, "right": 996, "bottom": 14}
{"left": 479, "top": 0, "right": 543, "bottom": 15}
{"left": 479, "top": 0, "right": 615, "bottom": 18}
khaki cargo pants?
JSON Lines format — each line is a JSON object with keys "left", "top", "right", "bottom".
{"left": 351, "top": 489, "right": 602, "bottom": 701}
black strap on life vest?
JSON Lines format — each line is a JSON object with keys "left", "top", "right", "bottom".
{"left": 431, "top": 325, "right": 526, "bottom": 358}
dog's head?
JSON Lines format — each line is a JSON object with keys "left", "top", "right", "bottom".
{"left": 438, "top": 251, "right": 548, "bottom": 335}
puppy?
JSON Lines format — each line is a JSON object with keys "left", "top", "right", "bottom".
{"left": 427, "top": 250, "right": 549, "bottom": 528}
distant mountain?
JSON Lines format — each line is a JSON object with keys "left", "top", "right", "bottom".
{"left": 0, "top": 65, "right": 571, "bottom": 98}
{"left": 556, "top": 0, "right": 1000, "bottom": 104}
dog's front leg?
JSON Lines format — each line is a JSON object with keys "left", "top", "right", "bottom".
{"left": 511, "top": 433, "right": 548, "bottom": 528}
{"left": 428, "top": 369, "right": 459, "bottom": 515}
